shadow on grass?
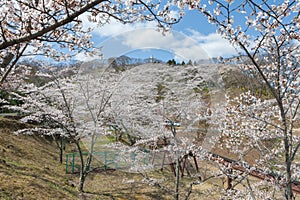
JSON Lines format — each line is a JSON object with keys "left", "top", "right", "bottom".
{"left": 0, "top": 162, "right": 78, "bottom": 198}
{"left": 82, "top": 183, "right": 170, "bottom": 200}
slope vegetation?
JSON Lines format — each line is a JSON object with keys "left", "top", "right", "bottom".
{"left": 0, "top": 117, "right": 78, "bottom": 200}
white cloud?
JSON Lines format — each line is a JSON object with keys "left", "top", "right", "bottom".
{"left": 186, "top": 29, "right": 237, "bottom": 58}
{"left": 101, "top": 28, "right": 210, "bottom": 61}
{"left": 93, "top": 20, "right": 157, "bottom": 38}
{"left": 113, "top": 28, "right": 236, "bottom": 60}
{"left": 80, "top": 13, "right": 157, "bottom": 38}
{"left": 78, "top": 14, "right": 237, "bottom": 61}
{"left": 74, "top": 52, "right": 101, "bottom": 62}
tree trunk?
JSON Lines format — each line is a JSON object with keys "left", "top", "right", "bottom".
{"left": 171, "top": 124, "right": 180, "bottom": 200}
{"left": 85, "top": 133, "right": 97, "bottom": 173}
{"left": 280, "top": 105, "right": 294, "bottom": 200}
{"left": 59, "top": 146, "right": 63, "bottom": 164}
{"left": 174, "top": 158, "right": 180, "bottom": 200}
{"left": 76, "top": 141, "right": 86, "bottom": 192}
{"left": 59, "top": 137, "right": 64, "bottom": 164}
{"left": 78, "top": 170, "right": 86, "bottom": 193}
{"left": 0, "top": 53, "right": 14, "bottom": 84}
{"left": 285, "top": 157, "right": 293, "bottom": 200}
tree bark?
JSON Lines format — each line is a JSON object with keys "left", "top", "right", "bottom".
{"left": 76, "top": 141, "right": 86, "bottom": 192}
{"left": 0, "top": 0, "right": 106, "bottom": 51}
{"left": 59, "top": 137, "right": 64, "bottom": 164}
{"left": 174, "top": 158, "right": 180, "bottom": 200}
{"left": 285, "top": 157, "right": 293, "bottom": 200}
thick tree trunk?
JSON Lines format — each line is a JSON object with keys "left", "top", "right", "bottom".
{"left": 78, "top": 171, "right": 86, "bottom": 192}
{"left": 285, "top": 160, "right": 293, "bottom": 200}
{"left": 285, "top": 145, "right": 293, "bottom": 200}
{"left": 280, "top": 105, "right": 294, "bottom": 200}
{"left": 75, "top": 141, "right": 86, "bottom": 192}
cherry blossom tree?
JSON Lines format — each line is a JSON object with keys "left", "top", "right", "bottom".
{"left": 172, "top": 0, "right": 300, "bottom": 199}
{"left": 7, "top": 63, "right": 121, "bottom": 192}
{"left": 2, "top": 0, "right": 299, "bottom": 198}
{"left": 104, "top": 63, "right": 224, "bottom": 199}
{"left": 0, "top": 0, "right": 182, "bottom": 85}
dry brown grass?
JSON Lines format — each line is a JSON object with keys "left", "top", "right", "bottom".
{"left": 0, "top": 118, "right": 78, "bottom": 200}
{"left": 1, "top": 116, "right": 299, "bottom": 200}
{"left": 0, "top": 117, "right": 224, "bottom": 200}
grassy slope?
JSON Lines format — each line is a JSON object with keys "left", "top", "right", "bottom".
{"left": 0, "top": 117, "right": 222, "bottom": 200}
{"left": 0, "top": 117, "right": 78, "bottom": 200}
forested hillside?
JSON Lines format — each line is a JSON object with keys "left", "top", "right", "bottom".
{"left": 2, "top": 62, "right": 298, "bottom": 200}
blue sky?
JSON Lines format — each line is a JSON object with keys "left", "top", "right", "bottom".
{"left": 76, "top": 9, "right": 237, "bottom": 62}
{"left": 173, "top": 10, "right": 216, "bottom": 35}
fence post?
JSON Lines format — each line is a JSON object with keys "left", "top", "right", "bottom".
{"left": 72, "top": 153, "right": 75, "bottom": 174}
{"left": 104, "top": 151, "right": 107, "bottom": 170}
{"left": 144, "top": 153, "right": 148, "bottom": 165}
{"left": 114, "top": 152, "right": 118, "bottom": 169}
{"left": 131, "top": 152, "right": 135, "bottom": 167}
{"left": 66, "top": 154, "right": 69, "bottom": 173}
